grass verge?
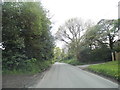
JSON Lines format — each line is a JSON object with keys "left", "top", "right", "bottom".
{"left": 87, "top": 61, "right": 120, "bottom": 81}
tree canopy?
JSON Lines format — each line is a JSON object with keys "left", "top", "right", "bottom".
{"left": 2, "top": 2, "right": 54, "bottom": 71}
{"left": 56, "top": 18, "right": 119, "bottom": 63}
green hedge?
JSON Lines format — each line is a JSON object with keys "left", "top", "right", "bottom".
{"left": 3, "top": 59, "right": 52, "bottom": 74}
{"left": 60, "top": 59, "right": 84, "bottom": 65}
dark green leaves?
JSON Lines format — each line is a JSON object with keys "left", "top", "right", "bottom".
{"left": 2, "top": 2, "right": 54, "bottom": 71}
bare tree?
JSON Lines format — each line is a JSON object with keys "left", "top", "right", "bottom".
{"left": 55, "top": 18, "right": 92, "bottom": 60}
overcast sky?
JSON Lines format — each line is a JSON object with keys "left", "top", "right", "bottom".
{"left": 41, "top": 0, "right": 119, "bottom": 48}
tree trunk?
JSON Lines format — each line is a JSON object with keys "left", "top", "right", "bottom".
{"left": 111, "top": 52, "right": 116, "bottom": 61}
{"left": 108, "top": 34, "right": 116, "bottom": 61}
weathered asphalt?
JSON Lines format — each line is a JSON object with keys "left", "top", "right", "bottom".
{"left": 33, "top": 62, "right": 118, "bottom": 88}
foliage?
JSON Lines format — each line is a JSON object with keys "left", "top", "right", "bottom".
{"left": 78, "top": 45, "right": 112, "bottom": 63}
{"left": 53, "top": 47, "right": 62, "bottom": 61}
{"left": 3, "top": 59, "right": 52, "bottom": 74}
{"left": 114, "top": 40, "right": 120, "bottom": 52}
{"left": 88, "top": 61, "right": 120, "bottom": 81}
{"left": 96, "top": 19, "right": 118, "bottom": 50}
{"left": 60, "top": 59, "right": 84, "bottom": 65}
{"left": 2, "top": 2, "right": 54, "bottom": 72}
{"left": 83, "top": 19, "right": 118, "bottom": 50}
{"left": 55, "top": 18, "right": 91, "bottom": 60}
{"left": 77, "top": 19, "right": 118, "bottom": 62}
{"left": 55, "top": 19, "right": 118, "bottom": 63}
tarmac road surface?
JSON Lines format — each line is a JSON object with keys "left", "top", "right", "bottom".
{"left": 32, "top": 62, "right": 118, "bottom": 88}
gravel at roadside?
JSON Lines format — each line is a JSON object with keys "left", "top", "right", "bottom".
{"left": 2, "top": 68, "right": 49, "bottom": 88}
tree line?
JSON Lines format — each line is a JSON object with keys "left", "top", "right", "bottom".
{"left": 2, "top": 2, "right": 54, "bottom": 72}
{"left": 55, "top": 18, "right": 120, "bottom": 63}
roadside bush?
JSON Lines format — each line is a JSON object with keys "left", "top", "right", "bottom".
{"left": 3, "top": 59, "right": 52, "bottom": 74}
{"left": 2, "top": 53, "right": 28, "bottom": 70}
{"left": 60, "top": 59, "right": 84, "bottom": 65}
{"left": 78, "top": 46, "right": 111, "bottom": 63}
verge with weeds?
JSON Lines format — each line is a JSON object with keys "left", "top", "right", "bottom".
{"left": 87, "top": 61, "right": 119, "bottom": 81}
